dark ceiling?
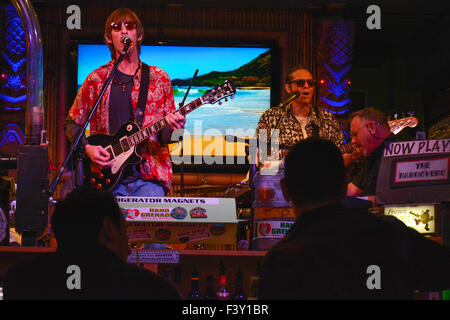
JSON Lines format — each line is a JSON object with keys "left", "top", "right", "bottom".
{"left": 27, "top": 0, "right": 450, "bottom": 13}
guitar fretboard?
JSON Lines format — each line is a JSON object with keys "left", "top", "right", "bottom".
{"left": 107, "top": 80, "right": 235, "bottom": 158}
{"left": 130, "top": 96, "right": 204, "bottom": 145}
{"left": 110, "top": 96, "right": 205, "bottom": 157}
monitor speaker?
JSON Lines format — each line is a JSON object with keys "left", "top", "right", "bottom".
{"left": 15, "top": 145, "right": 49, "bottom": 235}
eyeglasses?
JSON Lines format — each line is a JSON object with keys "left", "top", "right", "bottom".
{"left": 351, "top": 123, "right": 372, "bottom": 139}
{"left": 110, "top": 21, "right": 137, "bottom": 32}
{"left": 288, "top": 79, "right": 316, "bottom": 87}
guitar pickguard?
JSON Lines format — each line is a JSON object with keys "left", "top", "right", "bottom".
{"left": 111, "top": 145, "right": 135, "bottom": 174}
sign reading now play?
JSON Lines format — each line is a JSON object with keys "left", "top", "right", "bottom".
{"left": 384, "top": 139, "right": 450, "bottom": 157}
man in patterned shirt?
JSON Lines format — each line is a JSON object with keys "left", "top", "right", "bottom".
{"left": 256, "top": 64, "right": 344, "bottom": 161}
{"left": 64, "top": 8, "right": 185, "bottom": 196}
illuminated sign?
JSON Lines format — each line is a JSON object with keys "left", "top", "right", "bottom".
{"left": 117, "top": 197, "right": 236, "bottom": 223}
{"left": 384, "top": 204, "right": 436, "bottom": 234}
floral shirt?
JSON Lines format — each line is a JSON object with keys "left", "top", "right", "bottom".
{"left": 68, "top": 60, "right": 176, "bottom": 192}
{"left": 256, "top": 104, "right": 345, "bottom": 159}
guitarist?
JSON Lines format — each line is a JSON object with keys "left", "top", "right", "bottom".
{"left": 64, "top": 8, "right": 186, "bottom": 197}
{"left": 346, "top": 108, "right": 397, "bottom": 197}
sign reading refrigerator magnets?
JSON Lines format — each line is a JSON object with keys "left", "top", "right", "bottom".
{"left": 384, "top": 205, "right": 436, "bottom": 234}
{"left": 118, "top": 197, "right": 236, "bottom": 223}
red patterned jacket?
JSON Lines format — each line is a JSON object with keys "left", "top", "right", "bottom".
{"left": 68, "top": 60, "right": 176, "bottom": 193}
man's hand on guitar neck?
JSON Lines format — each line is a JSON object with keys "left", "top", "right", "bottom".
{"left": 85, "top": 144, "right": 113, "bottom": 169}
{"left": 166, "top": 112, "right": 186, "bottom": 130}
{"left": 160, "top": 112, "right": 186, "bottom": 145}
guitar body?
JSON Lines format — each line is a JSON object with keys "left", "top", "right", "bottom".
{"left": 84, "top": 121, "right": 143, "bottom": 190}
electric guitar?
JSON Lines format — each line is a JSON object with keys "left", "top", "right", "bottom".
{"left": 84, "top": 80, "right": 236, "bottom": 191}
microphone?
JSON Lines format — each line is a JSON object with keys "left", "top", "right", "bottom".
{"left": 276, "top": 91, "right": 300, "bottom": 108}
{"left": 120, "top": 35, "right": 133, "bottom": 46}
{"left": 273, "top": 91, "right": 300, "bottom": 130}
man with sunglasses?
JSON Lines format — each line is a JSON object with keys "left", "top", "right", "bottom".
{"left": 65, "top": 8, "right": 185, "bottom": 197}
{"left": 256, "top": 64, "right": 344, "bottom": 161}
{"left": 347, "top": 107, "right": 394, "bottom": 197}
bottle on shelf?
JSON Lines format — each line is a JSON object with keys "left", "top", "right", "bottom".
{"left": 248, "top": 262, "right": 260, "bottom": 300}
{"left": 237, "top": 217, "right": 249, "bottom": 251}
{"left": 185, "top": 265, "right": 202, "bottom": 300}
{"left": 163, "top": 266, "right": 172, "bottom": 282}
{"left": 231, "top": 266, "right": 246, "bottom": 300}
{"left": 216, "top": 261, "right": 230, "bottom": 300}
{"left": 203, "top": 275, "right": 217, "bottom": 300}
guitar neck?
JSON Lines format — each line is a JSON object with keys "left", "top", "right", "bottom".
{"left": 127, "top": 96, "right": 205, "bottom": 146}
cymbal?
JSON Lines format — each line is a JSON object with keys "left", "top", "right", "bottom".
{"left": 175, "top": 184, "right": 227, "bottom": 194}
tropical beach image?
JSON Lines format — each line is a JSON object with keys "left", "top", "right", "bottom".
{"left": 77, "top": 44, "right": 272, "bottom": 158}
{"left": 78, "top": 44, "right": 271, "bottom": 133}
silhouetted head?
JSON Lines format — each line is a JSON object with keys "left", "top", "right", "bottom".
{"left": 281, "top": 138, "right": 346, "bottom": 209}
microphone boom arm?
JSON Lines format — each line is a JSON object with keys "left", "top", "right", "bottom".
{"left": 275, "top": 91, "right": 300, "bottom": 129}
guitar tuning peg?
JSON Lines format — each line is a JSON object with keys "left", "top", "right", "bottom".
{"left": 225, "top": 98, "right": 228, "bottom": 102}
{"left": 219, "top": 101, "right": 223, "bottom": 105}
{"left": 230, "top": 95, "right": 234, "bottom": 99}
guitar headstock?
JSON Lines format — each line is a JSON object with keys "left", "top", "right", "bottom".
{"left": 388, "top": 117, "right": 419, "bottom": 135}
{"left": 203, "top": 80, "right": 237, "bottom": 105}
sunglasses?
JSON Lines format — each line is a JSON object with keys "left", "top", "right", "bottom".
{"left": 288, "top": 79, "right": 316, "bottom": 87}
{"left": 110, "top": 21, "right": 137, "bottom": 32}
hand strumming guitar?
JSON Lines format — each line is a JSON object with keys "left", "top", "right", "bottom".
{"left": 85, "top": 144, "right": 113, "bottom": 169}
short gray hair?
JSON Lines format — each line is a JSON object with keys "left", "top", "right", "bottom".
{"left": 350, "top": 107, "right": 389, "bottom": 129}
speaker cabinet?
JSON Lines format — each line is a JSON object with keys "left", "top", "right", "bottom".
{"left": 15, "top": 145, "right": 49, "bottom": 234}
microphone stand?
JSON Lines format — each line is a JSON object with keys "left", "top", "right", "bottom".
{"left": 262, "top": 92, "right": 299, "bottom": 162}
{"left": 47, "top": 42, "right": 133, "bottom": 199}
{"left": 177, "top": 69, "right": 198, "bottom": 197}
{"left": 274, "top": 91, "right": 300, "bottom": 130}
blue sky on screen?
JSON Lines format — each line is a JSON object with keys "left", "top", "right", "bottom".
{"left": 77, "top": 44, "right": 270, "bottom": 85}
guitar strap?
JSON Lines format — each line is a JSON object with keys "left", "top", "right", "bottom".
{"left": 135, "top": 62, "right": 150, "bottom": 127}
